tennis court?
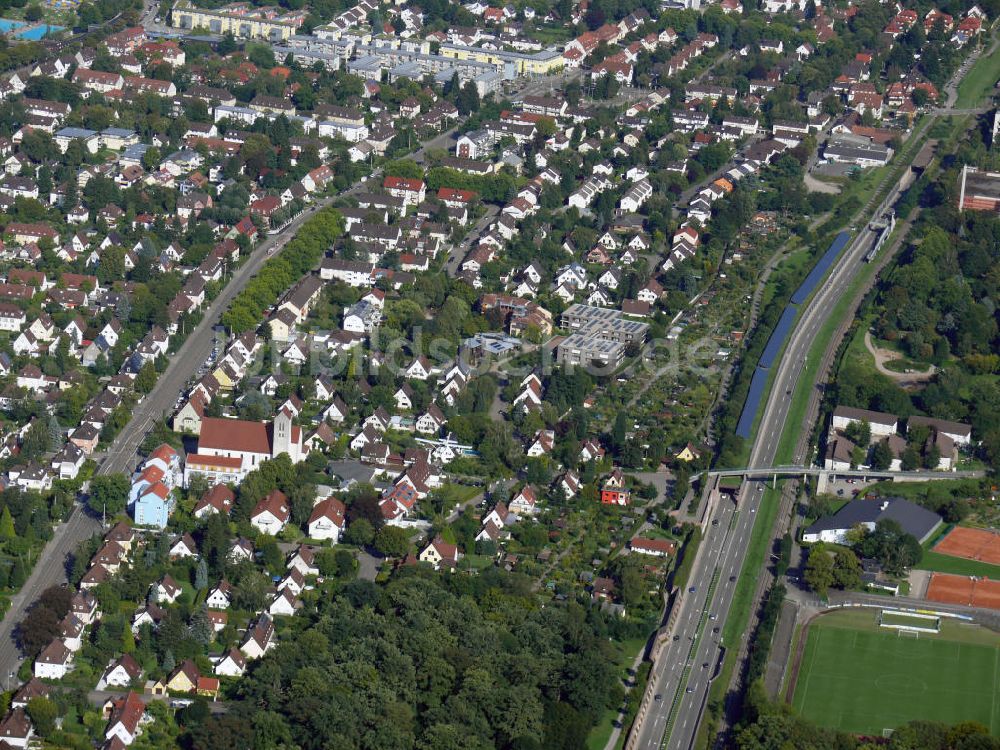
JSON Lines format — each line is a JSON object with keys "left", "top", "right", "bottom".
{"left": 927, "top": 572, "right": 1000, "bottom": 610}
{"left": 935, "top": 527, "right": 1000, "bottom": 565}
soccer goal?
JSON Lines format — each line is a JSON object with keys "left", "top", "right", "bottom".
{"left": 878, "top": 609, "right": 941, "bottom": 634}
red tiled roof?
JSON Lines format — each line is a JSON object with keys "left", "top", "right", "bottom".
{"left": 108, "top": 692, "right": 146, "bottom": 734}
{"left": 308, "top": 496, "right": 345, "bottom": 526}
{"left": 198, "top": 417, "right": 270, "bottom": 455}
{"left": 252, "top": 489, "right": 290, "bottom": 523}
{"left": 383, "top": 176, "right": 424, "bottom": 191}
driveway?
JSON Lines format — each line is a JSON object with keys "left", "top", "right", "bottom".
{"left": 356, "top": 550, "right": 382, "bottom": 581}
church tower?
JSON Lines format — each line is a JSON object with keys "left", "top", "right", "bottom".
{"left": 272, "top": 409, "right": 293, "bottom": 459}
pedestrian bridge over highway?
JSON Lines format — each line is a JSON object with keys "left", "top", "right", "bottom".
{"left": 695, "top": 466, "right": 984, "bottom": 495}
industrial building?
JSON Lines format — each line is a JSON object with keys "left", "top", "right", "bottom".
{"left": 958, "top": 165, "right": 1000, "bottom": 213}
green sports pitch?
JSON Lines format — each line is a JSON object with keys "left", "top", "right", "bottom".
{"left": 790, "top": 609, "right": 1000, "bottom": 736}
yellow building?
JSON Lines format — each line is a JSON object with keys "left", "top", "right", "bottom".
{"left": 171, "top": 1, "right": 300, "bottom": 41}
{"left": 675, "top": 443, "right": 702, "bottom": 462}
{"left": 210, "top": 364, "right": 236, "bottom": 391}
{"left": 166, "top": 661, "right": 199, "bottom": 693}
{"left": 439, "top": 44, "right": 564, "bottom": 76}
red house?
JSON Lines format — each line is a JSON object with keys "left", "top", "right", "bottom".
{"left": 250, "top": 195, "right": 281, "bottom": 219}
{"left": 600, "top": 468, "right": 631, "bottom": 505}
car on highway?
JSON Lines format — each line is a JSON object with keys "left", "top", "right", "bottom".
{"left": 712, "top": 627, "right": 720, "bottom": 634}
{"left": 673, "top": 634, "right": 680, "bottom": 641}
{"left": 654, "top": 694, "right": 662, "bottom": 701}
{"left": 729, "top": 575, "right": 737, "bottom": 582}
{"left": 688, "top": 586, "right": 696, "bottom": 592}
{"left": 685, "top": 687, "right": 693, "bottom": 693}
{"left": 709, "top": 614, "right": 717, "bottom": 620}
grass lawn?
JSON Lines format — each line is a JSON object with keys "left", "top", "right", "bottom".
{"left": 791, "top": 608, "right": 1000, "bottom": 735}
{"left": 585, "top": 636, "right": 651, "bottom": 750}
{"left": 956, "top": 40, "right": 1000, "bottom": 109}
{"left": 586, "top": 711, "right": 617, "bottom": 750}
{"left": 916, "top": 550, "right": 1000, "bottom": 578}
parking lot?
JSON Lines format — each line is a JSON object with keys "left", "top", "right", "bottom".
{"left": 823, "top": 476, "right": 880, "bottom": 499}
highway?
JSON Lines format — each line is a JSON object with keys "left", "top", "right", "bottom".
{"left": 630, "top": 109, "right": 943, "bottom": 750}
{"left": 633, "top": 486, "right": 764, "bottom": 750}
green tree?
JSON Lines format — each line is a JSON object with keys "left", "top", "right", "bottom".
{"left": 135, "top": 361, "right": 157, "bottom": 394}
{"left": 142, "top": 147, "right": 161, "bottom": 171}
{"left": 374, "top": 526, "right": 410, "bottom": 558}
{"left": 831, "top": 549, "right": 862, "bottom": 590}
{"left": 344, "top": 518, "right": 375, "bottom": 547}
{"left": 619, "top": 566, "right": 645, "bottom": 607}
{"left": 611, "top": 412, "right": 627, "bottom": 453}
{"left": 456, "top": 81, "right": 480, "bottom": 115}
{"left": 89, "top": 474, "right": 130, "bottom": 517}
{"left": 0, "top": 507, "right": 14, "bottom": 540}
{"left": 231, "top": 568, "right": 270, "bottom": 612}
{"left": 869, "top": 440, "right": 892, "bottom": 471}
{"left": 925, "top": 441, "right": 941, "bottom": 469}
{"left": 195, "top": 558, "right": 208, "bottom": 591}
{"left": 190, "top": 607, "right": 213, "bottom": 646}
{"left": 26, "top": 697, "right": 57, "bottom": 737}
{"left": 11, "top": 559, "right": 26, "bottom": 588}
{"left": 901, "top": 445, "right": 921, "bottom": 471}
{"left": 804, "top": 544, "right": 834, "bottom": 597}
{"left": 20, "top": 420, "right": 48, "bottom": 461}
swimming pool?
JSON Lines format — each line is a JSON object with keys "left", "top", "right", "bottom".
{"left": 16, "top": 24, "right": 64, "bottom": 39}
{"left": 0, "top": 19, "right": 25, "bottom": 32}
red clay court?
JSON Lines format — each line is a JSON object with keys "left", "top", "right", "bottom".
{"left": 934, "top": 527, "right": 1000, "bottom": 565}
{"left": 927, "top": 573, "right": 1000, "bottom": 610}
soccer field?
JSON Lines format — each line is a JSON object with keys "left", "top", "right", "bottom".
{"left": 791, "top": 609, "right": 1000, "bottom": 736}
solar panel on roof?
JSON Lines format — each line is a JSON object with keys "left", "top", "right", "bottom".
{"left": 791, "top": 231, "right": 851, "bottom": 305}
{"left": 759, "top": 305, "right": 798, "bottom": 370}
{"left": 736, "top": 366, "right": 769, "bottom": 438}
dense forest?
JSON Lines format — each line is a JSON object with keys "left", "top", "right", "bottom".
{"left": 187, "top": 571, "right": 634, "bottom": 750}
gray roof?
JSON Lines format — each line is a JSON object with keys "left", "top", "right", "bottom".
{"left": 56, "top": 127, "right": 97, "bottom": 138}
{"left": 804, "top": 498, "right": 941, "bottom": 543}
{"left": 907, "top": 415, "right": 971, "bottom": 438}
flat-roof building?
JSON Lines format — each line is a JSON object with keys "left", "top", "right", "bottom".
{"left": 958, "top": 165, "right": 1000, "bottom": 213}
{"left": 560, "top": 303, "right": 649, "bottom": 343}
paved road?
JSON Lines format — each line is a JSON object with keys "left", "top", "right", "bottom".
{"left": 631, "top": 105, "right": 945, "bottom": 750}
{"left": 88, "top": 689, "right": 229, "bottom": 714}
{"left": 446, "top": 204, "right": 499, "bottom": 276}
{"left": 633, "top": 490, "right": 763, "bottom": 749}
{"left": 0, "top": 195, "right": 333, "bottom": 682}
{"left": 0, "top": 506, "right": 102, "bottom": 685}
{"left": 0, "top": 56, "right": 579, "bottom": 688}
